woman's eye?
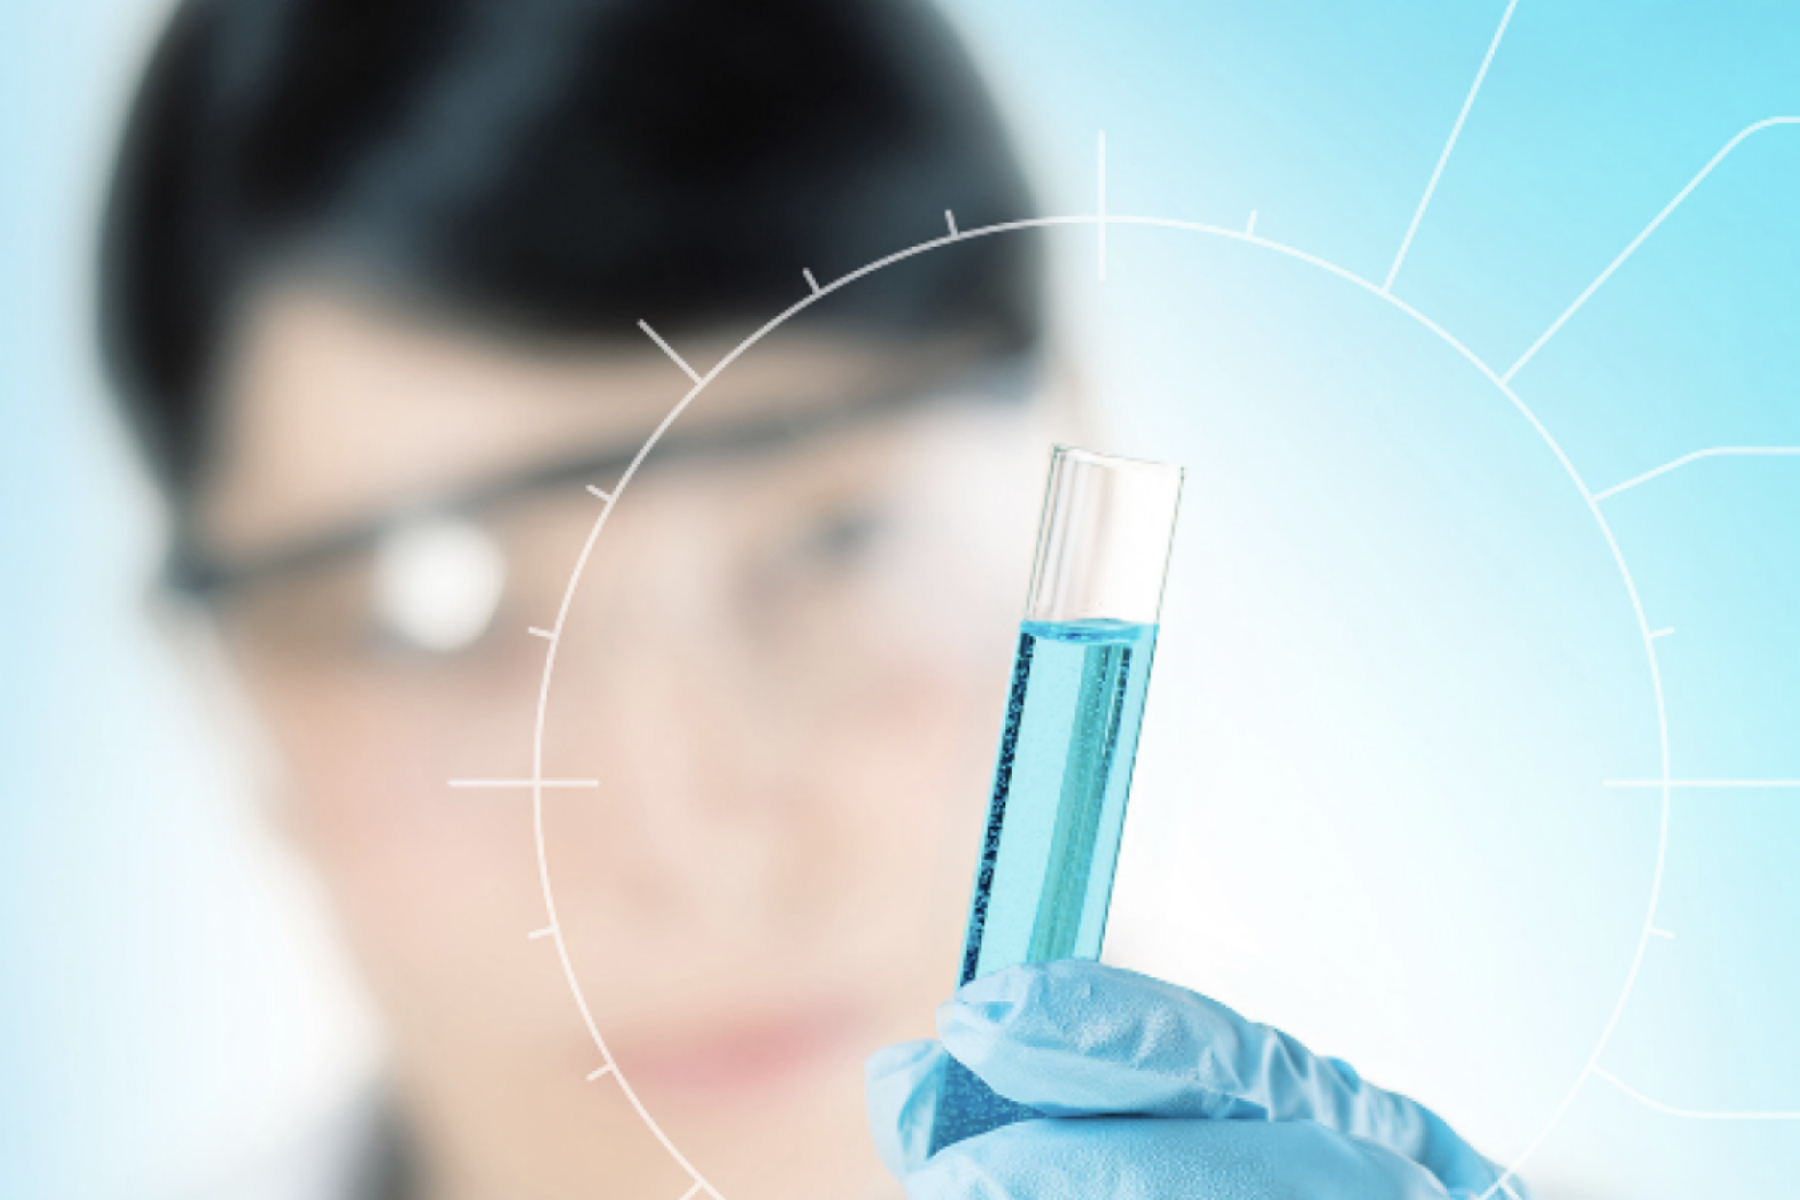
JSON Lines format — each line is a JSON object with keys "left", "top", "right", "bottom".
{"left": 807, "top": 506, "right": 887, "bottom": 562}
{"left": 752, "top": 502, "right": 894, "bottom": 599}
{"left": 791, "top": 504, "right": 891, "bottom": 570}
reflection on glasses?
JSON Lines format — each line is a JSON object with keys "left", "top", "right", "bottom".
{"left": 371, "top": 517, "right": 508, "bottom": 654}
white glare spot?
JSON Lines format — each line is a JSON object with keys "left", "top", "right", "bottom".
{"left": 372, "top": 516, "right": 506, "bottom": 653}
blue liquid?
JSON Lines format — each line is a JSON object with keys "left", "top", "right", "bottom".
{"left": 929, "top": 618, "right": 1159, "bottom": 1155}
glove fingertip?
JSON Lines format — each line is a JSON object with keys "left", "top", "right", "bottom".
{"left": 938, "top": 961, "right": 1275, "bottom": 1120}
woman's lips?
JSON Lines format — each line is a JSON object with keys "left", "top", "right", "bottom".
{"left": 608, "top": 1004, "right": 863, "bottom": 1099}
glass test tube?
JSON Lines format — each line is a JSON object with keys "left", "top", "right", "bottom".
{"left": 928, "top": 445, "right": 1184, "bottom": 1155}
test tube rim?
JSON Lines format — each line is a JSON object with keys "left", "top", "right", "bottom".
{"left": 1047, "top": 442, "right": 1186, "bottom": 478}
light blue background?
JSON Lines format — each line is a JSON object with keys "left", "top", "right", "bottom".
{"left": 3, "top": 1, "right": 1796, "bottom": 1196}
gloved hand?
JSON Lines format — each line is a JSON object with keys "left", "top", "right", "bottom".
{"left": 866, "top": 960, "right": 1528, "bottom": 1200}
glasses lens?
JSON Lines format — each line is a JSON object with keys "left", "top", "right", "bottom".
{"left": 208, "top": 402, "right": 1040, "bottom": 707}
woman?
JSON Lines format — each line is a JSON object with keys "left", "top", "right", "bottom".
{"left": 101, "top": 1, "right": 1519, "bottom": 1197}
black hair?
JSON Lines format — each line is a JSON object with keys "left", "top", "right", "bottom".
{"left": 100, "top": 0, "right": 1042, "bottom": 506}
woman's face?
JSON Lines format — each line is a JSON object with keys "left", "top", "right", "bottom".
{"left": 199, "top": 281, "right": 1062, "bottom": 1200}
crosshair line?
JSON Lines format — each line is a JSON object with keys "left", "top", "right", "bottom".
{"left": 1605, "top": 779, "right": 1800, "bottom": 790}
{"left": 587, "top": 1064, "right": 616, "bottom": 1082}
{"left": 637, "top": 319, "right": 702, "bottom": 384}
{"left": 1592, "top": 446, "right": 1800, "bottom": 502}
{"left": 1595, "top": 1067, "right": 1800, "bottom": 1121}
{"left": 587, "top": 485, "right": 613, "bottom": 503}
{"left": 448, "top": 779, "right": 600, "bottom": 789}
{"left": 945, "top": 209, "right": 959, "bottom": 238}
{"left": 802, "top": 268, "right": 821, "bottom": 295}
{"left": 1505, "top": 116, "right": 1800, "bottom": 382}
{"left": 1385, "top": 0, "right": 1518, "bottom": 293}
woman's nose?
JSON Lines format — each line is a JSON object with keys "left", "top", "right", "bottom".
{"left": 541, "top": 569, "right": 812, "bottom": 929}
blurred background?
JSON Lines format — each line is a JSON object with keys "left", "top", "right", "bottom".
{"left": 3, "top": 1, "right": 1797, "bottom": 1197}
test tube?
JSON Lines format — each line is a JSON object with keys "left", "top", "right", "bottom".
{"left": 929, "top": 444, "right": 1183, "bottom": 1155}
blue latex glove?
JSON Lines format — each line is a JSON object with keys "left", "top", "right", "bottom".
{"left": 867, "top": 961, "right": 1528, "bottom": 1200}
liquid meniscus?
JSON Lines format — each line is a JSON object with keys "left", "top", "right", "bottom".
{"left": 929, "top": 617, "right": 1159, "bottom": 1153}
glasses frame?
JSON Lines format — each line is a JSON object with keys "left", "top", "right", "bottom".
{"left": 163, "top": 352, "right": 1042, "bottom": 603}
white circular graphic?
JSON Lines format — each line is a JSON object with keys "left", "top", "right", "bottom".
{"left": 477, "top": 213, "right": 1673, "bottom": 1200}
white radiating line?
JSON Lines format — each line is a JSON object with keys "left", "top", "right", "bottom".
{"left": 586, "top": 485, "right": 612, "bottom": 502}
{"left": 528, "top": 926, "right": 556, "bottom": 940}
{"left": 1650, "top": 626, "right": 1675, "bottom": 640}
{"left": 944, "top": 209, "right": 959, "bottom": 238}
{"left": 587, "top": 1064, "right": 615, "bottom": 1082}
{"left": 1592, "top": 446, "right": 1800, "bottom": 502}
{"left": 448, "top": 779, "right": 599, "bottom": 789}
{"left": 1097, "top": 130, "right": 1107, "bottom": 281}
{"left": 1505, "top": 117, "right": 1800, "bottom": 382}
{"left": 1595, "top": 1067, "right": 1800, "bottom": 1121}
{"left": 1246, "top": 209, "right": 1258, "bottom": 236}
{"left": 1649, "top": 927, "right": 1676, "bottom": 940}
{"left": 1384, "top": 0, "right": 1517, "bottom": 293}
{"left": 528, "top": 626, "right": 556, "bottom": 641}
{"left": 637, "top": 319, "right": 702, "bottom": 384}
{"left": 1606, "top": 779, "right": 1800, "bottom": 790}
{"left": 802, "top": 268, "right": 820, "bottom": 294}
{"left": 676, "top": 1181, "right": 703, "bottom": 1200}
